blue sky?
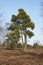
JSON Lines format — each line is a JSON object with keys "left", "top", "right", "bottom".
{"left": 0, "top": 0, "right": 43, "bottom": 45}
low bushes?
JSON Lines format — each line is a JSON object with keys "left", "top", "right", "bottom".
{"left": 10, "top": 43, "right": 22, "bottom": 49}
{"left": 33, "top": 43, "right": 40, "bottom": 48}
{"left": 10, "top": 43, "right": 18, "bottom": 49}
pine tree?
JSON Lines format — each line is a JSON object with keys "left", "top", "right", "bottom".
{"left": 7, "top": 9, "right": 35, "bottom": 50}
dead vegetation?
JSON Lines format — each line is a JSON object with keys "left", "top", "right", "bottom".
{"left": 0, "top": 47, "right": 43, "bottom": 65}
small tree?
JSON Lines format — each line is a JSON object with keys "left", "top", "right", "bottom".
{"left": 7, "top": 9, "right": 35, "bottom": 50}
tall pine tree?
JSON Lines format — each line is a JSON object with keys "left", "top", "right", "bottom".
{"left": 7, "top": 9, "right": 35, "bottom": 50}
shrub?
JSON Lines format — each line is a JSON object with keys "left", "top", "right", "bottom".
{"left": 10, "top": 43, "right": 22, "bottom": 49}
{"left": 17, "top": 43, "right": 22, "bottom": 48}
{"left": 10, "top": 43, "right": 18, "bottom": 49}
{"left": 33, "top": 43, "right": 40, "bottom": 48}
{"left": 27, "top": 44, "right": 31, "bottom": 47}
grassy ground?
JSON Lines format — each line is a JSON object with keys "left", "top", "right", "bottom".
{"left": 0, "top": 47, "right": 43, "bottom": 65}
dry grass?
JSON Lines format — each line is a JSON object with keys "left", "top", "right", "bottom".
{"left": 0, "top": 47, "right": 43, "bottom": 65}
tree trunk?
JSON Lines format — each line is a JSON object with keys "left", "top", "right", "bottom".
{"left": 24, "top": 34, "right": 27, "bottom": 51}
{"left": 21, "top": 30, "right": 24, "bottom": 50}
{"left": 21, "top": 30, "right": 23, "bottom": 44}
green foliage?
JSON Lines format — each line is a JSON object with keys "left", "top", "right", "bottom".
{"left": 26, "top": 22, "right": 35, "bottom": 29}
{"left": 24, "top": 30, "right": 34, "bottom": 38}
{"left": 17, "top": 43, "right": 22, "bottom": 48}
{"left": 7, "top": 30, "right": 20, "bottom": 43}
{"left": 8, "top": 24, "right": 20, "bottom": 31}
{"left": 10, "top": 43, "right": 18, "bottom": 49}
{"left": 11, "top": 15, "right": 17, "bottom": 22}
{"left": 6, "top": 9, "right": 35, "bottom": 50}
{"left": 10, "top": 43, "right": 22, "bottom": 49}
